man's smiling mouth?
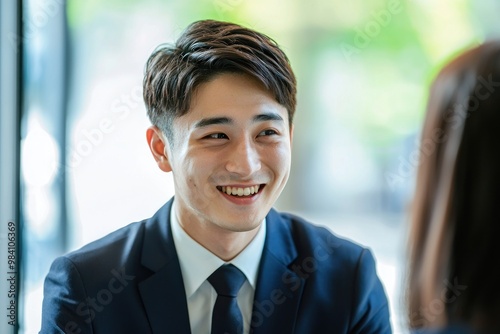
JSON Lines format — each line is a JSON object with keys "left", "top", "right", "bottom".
{"left": 216, "top": 185, "right": 262, "bottom": 197}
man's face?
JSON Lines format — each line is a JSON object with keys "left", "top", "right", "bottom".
{"left": 150, "top": 73, "right": 293, "bottom": 236}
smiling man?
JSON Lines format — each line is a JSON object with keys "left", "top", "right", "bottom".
{"left": 41, "top": 20, "right": 392, "bottom": 334}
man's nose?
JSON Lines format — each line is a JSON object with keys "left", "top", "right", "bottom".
{"left": 225, "top": 138, "right": 261, "bottom": 176}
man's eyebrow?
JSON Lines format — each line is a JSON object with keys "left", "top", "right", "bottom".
{"left": 194, "top": 112, "right": 284, "bottom": 128}
{"left": 253, "top": 112, "right": 284, "bottom": 123}
{"left": 194, "top": 117, "right": 232, "bottom": 128}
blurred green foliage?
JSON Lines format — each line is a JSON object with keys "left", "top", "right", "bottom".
{"left": 66, "top": 0, "right": 488, "bottom": 147}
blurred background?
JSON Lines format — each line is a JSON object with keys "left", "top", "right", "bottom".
{"left": 2, "top": 0, "right": 500, "bottom": 333}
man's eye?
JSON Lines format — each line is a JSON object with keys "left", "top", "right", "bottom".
{"left": 205, "top": 133, "right": 229, "bottom": 139}
{"left": 258, "top": 129, "right": 278, "bottom": 136}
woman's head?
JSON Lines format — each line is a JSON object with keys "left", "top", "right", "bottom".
{"left": 408, "top": 41, "right": 500, "bottom": 331}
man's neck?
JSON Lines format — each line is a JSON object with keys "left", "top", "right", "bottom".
{"left": 174, "top": 204, "right": 262, "bottom": 261}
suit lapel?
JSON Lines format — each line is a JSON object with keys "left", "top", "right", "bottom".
{"left": 138, "top": 199, "right": 191, "bottom": 334}
{"left": 250, "top": 209, "right": 305, "bottom": 334}
{"left": 138, "top": 264, "right": 191, "bottom": 333}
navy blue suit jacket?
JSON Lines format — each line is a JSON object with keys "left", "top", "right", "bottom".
{"left": 40, "top": 199, "right": 392, "bottom": 333}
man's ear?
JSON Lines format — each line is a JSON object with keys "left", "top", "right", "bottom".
{"left": 146, "top": 126, "right": 172, "bottom": 173}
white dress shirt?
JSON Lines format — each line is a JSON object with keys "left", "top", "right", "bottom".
{"left": 170, "top": 201, "right": 266, "bottom": 334}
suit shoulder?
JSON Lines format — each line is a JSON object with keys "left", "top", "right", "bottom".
{"left": 62, "top": 220, "right": 147, "bottom": 270}
{"left": 52, "top": 200, "right": 173, "bottom": 280}
{"left": 277, "top": 211, "right": 370, "bottom": 262}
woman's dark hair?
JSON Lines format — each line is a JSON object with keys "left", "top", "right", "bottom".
{"left": 143, "top": 19, "right": 297, "bottom": 143}
{"left": 407, "top": 40, "right": 500, "bottom": 331}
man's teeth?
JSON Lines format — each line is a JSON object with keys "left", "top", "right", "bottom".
{"left": 221, "top": 185, "right": 260, "bottom": 196}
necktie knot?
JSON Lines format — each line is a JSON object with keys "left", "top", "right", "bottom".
{"left": 208, "top": 264, "right": 246, "bottom": 298}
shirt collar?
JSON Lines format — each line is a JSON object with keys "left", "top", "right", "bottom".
{"left": 170, "top": 199, "right": 266, "bottom": 298}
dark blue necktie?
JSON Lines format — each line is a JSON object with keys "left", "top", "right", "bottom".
{"left": 207, "top": 264, "right": 246, "bottom": 334}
